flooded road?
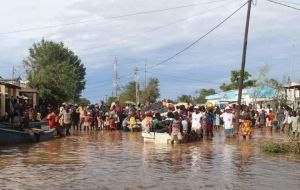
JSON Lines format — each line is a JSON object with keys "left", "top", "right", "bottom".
{"left": 0, "top": 129, "right": 299, "bottom": 190}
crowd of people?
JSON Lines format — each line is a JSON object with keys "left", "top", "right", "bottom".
{"left": 4, "top": 97, "right": 300, "bottom": 141}
{"left": 42, "top": 100, "right": 300, "bottom": 142}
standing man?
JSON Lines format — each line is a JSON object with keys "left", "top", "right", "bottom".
{"left": 76, "top": 103, "right": 86, "bottom": 131}
{"left": 59, "top": 104, "right": 72, "bottom": 136}
{"left": 191, "top": 106, "right": 202, "bottom": 136}
{"left": 221, "top": 106, "right": 234, "bottom": 138}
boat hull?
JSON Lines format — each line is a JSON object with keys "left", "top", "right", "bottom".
{"left": 142, "top": 132, "right": 174, "bottom": 144}
{"left": 142, "top": 132, "right": 201, "bottom": 144}
{"left": 0, "top": 127, "right": 55, "bottom": 145}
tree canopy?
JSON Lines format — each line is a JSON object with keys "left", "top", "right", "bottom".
{"left": 117, "top": 78, "right": 160, "bottom": 105}
{"left": 194, "top": 88, "right": 216, "bottom": 104}
{"left": 119, "top": 81, "right": 137, "bottom": 104}
{"left": 220, "top": 70, "right": 255, "bottom": 91}
{"left": 141, "top": 78, "right": 160, "bottom": 104}
{"left": 78, "top": 98, "right": 91, "bottom": 106}
{"left": 23, "top": 39, "right": 86, "bottom": 104}
{"left": 177, "top": 94, "right": 194, "bottom": 104}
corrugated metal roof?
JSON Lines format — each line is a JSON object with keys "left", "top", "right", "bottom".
{"left": 206, "top": 86, "right": 277, "bottom": 101}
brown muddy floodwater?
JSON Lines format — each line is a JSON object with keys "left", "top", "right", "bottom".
{"left": 0, "top": 129, "right": 299, "bottom": 190}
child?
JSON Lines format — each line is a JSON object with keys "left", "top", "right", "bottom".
{"left": 169, "top": 112, "right": 183, "bottom": 144}
{"left": 128, "top": 111, "right": 138, "bottom": 132}
{"left": 83, "top": 112, "right": 91, "bottom": 131}
{"left": 181, "top": 115, "right": 188, "bottom": 135}
{"left": 109, "top": 109, "right": 119, "bottom": 131}
{"left": 141, "top": 112, "right": 152, "bottom": 132}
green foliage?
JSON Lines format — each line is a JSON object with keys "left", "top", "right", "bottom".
{"left": 262, "top": 143, "right": 289, "bottom": 153}
{"left": 118, "top": 78, "right": 160, "bottom": 105}
{"left": 119, "top": 81, "right": 137, "bottom": 104}
{"left": 177, "top": 94, "right": 194, "bottom": 104}
{"left": 78, "top": 98, "right": 90, "bottom": 106}
{"left": 220, "top": 70, "right": 255, "bottom": 91}
{"left": 194, "top": 88, "right": 216, "bottom": 104}
{"left": 141, "top": 78, "right": 160, "bottom": 104}
{"left": 262, "top": 141, "right": 300, "bottom": 154}
{"left": 23, "top": 39, "right": 86, "bottom": 104}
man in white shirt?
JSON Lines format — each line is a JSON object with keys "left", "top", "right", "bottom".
{"left": 221, "top": 106, "right": 234, "bottom": 137}
{"left": 191, "top": 106, "right": 202, "bottom": 134}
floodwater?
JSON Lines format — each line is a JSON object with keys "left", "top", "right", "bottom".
{"left": 0, "top": 129, "right": 299, "bottom": 190}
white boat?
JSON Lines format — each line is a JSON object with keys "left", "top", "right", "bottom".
{"left": 142, "top": 131, "right": 202, "bottom": 144}
{"left": 142, "top": 132, "right": 177, "bottom": 144}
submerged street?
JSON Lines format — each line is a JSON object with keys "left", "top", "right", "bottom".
{"left": 0, "top": 129, "right": 299, "bottom": 190}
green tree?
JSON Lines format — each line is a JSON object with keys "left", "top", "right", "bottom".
{"left": 78, "top": 98, "right": 90, "bottom": 105}
{"left": 220, "top": 70, "right": 255, "bottom": 91}
{"left": 177, "top": 94, "right": 194, "bottom": 103}
{"left": 194, "top": 88, "right": 216, "bottom": 104}
{"left": 141, "top": 78, "right": 160, "bottom": 104}
{"left": 23, "top": 39, "right": 86, "bottom": 104}
{"left": 119, "top": 81, "right": 137, "bottom": 104}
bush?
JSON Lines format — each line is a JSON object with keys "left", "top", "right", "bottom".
{"left": 262, "top": 143, "right": 289, "bottom": 153}
{"left": 262, "top": 141, "right": 300, "bottom": 154}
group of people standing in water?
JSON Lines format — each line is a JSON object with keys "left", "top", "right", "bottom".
{"left": 44, "top": 100, "right": 300, "bottom": 141}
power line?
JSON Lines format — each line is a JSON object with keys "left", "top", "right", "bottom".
{"left": 86, "top": 73, "right": 133, "bottom": 87}
{"left": 108, "top": 0, "right": 226, "bottom": 19}
{"left": 147, "top": 71, "right": 220, "bottom": 85}
{"left": 0, "top": 0, "right": 226, "bottom": 35}
{"left": 147, "top": 1, "right": 249, "bottom": 70}
{"left": 79, "top": 0, "right": 233, "bottom": 53}
{"left": 85, "top": 74, "right": 133, "bottom": 91}
{"left": 271, "top": 0, "right": 300, "bottom": 6}
{"left": 266, "top": 0, "right": 300, "bottom": 11}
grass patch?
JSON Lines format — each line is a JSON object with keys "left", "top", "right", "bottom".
{"left": 262, "top": 141, "right": 300, "bottom": 154}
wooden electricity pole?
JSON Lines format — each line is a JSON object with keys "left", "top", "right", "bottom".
{"left": 236, "top": 0, "right": 252, "bottom": 126}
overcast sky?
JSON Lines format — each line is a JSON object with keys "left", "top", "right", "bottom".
{"left": 0, "top": 0, "right": 299, "bottom": 103}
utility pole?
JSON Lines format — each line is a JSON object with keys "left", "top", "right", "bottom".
{"left": 113, "top": 56, "right": 120, "bottom": 98}
{"left": 134, "top": 67, "right": 140, "bottom": 106}
{"left": 144, "top": 63, "right": 147, "bottom": 89}
{"left": 236, "top": 0, "right": 252, "bottom": 126}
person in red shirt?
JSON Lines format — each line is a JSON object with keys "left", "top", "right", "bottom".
{"left": 267, "top": 110, "right": 275, "bottom": 130}
{"left": 47, "top": 111, "right": 58, "bottom": 129}
{"left": 47, "top": 110, "right": 65, "bottom": 137}
{"left": 83, "top": 112, "right": 91, "bottom": 131}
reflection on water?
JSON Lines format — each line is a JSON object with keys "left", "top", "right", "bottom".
{"left": 0, "top": 129, "right": 299, "bottom": 190}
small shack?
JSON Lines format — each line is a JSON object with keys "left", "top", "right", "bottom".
{"left": 0, "top": 80, "right": 21, "bottom": 118}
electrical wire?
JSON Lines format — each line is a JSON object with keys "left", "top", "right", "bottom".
{"left": 147, "top": 1, "right": 249, "bottom": 70}
{"left": 147, "top": 71, "right": 221, "bottom": 85}
{"left": 86, "top": 73, "right": 133, "bottom": 87}
{"left": 79, "top": 0, "right": 234, "bottom": 52}
{"left": 266, "top": 0, "right": 300, "bottom": 11}
{"left": 107, "top": 0, "right": 227, "bottom": 19}
{"left": 271, "top": 0, "right": 300, "bottom": 6}
{"left": 0, "top": 0, "right": 226, "bottom": 35}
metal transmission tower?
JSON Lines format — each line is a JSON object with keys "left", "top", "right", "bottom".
{"left": 134, "top": 67, "right": 140, "bottom": 106}
{"left": 113, "top": 56, "right": 120, "bottom": 98}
